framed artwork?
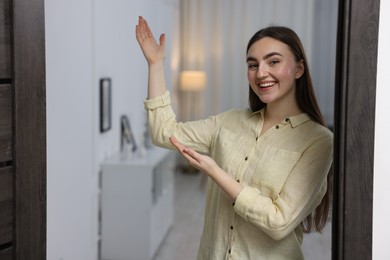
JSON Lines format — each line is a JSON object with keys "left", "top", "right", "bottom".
{"left": 120, "top": 114, "right": 137, "bottom": 152}
{"left": 100, "top": 78, "right": 112, "bottom": 132}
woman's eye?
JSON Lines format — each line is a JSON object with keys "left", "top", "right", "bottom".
{"left": 247, "top": 64, "right": 258, "bottom": 70}
{"left": 270, "top": 60, "right": 280, "bottom": 65}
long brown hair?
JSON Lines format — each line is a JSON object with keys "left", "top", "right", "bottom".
{"left": 247, "top": 26, "right": 332, "bottom": 233}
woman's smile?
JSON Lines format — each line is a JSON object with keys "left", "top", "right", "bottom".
{"left": 258, "top": 81, "right": 277, "bottom": 91}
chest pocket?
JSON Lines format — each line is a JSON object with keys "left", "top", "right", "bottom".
{"left": 251, "top": 145, "right": 301, "bottom": 199}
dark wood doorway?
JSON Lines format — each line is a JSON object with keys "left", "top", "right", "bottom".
{"left": 0, "top": 0, "right": 46, "bottom": 259}
{"left": 332, "top": 0, "right": 380, "bottom": 259}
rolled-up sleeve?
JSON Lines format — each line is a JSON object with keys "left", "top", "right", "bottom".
{"left": 144, "top": 90, "right": 171, "bottom": 110}
{"left": 143, "top": 91, "right": 225, "bottom": 154}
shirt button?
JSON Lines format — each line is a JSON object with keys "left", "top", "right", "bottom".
{"left": 228, "top": 249, "right": 231, "bottom": 254}
{"left": 244, "top": 156, "right": 248, "bottom": 161}
{"left": 256, "top": 137, "right": 258, "bottom": 141}
{"left": 276, "top": 125, "right": 279, "bottom": 129}
{"left": 232, "top": 202, "right": 235, "bottom": 206}
{"left": 236, "top": 179, "right": 240, "bottom": 183}
{"left": 285, "top": 118, "right": 290, "bottom": 122}
{"left": 230, "top": 226, "right": 234, "bottom": 230}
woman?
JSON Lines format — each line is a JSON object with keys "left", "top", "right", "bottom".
{"left": 136, "top": 16, "right": 333, "bottom": 260}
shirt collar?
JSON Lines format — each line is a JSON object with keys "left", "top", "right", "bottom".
{"left": 251, "top": 108, "right": 311, "bottom": 127}
{"left": 288, "top": 113, "right": 311, "bottom": 127}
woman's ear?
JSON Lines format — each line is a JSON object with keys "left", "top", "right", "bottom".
{"left": 295, "top": 60, "right": 305, "bottom": 79}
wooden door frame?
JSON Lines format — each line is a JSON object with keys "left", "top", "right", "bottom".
{"left": 11, "top": 0, "right": 46, "bottom": 259}
{"left": 332, "top": 0, "right": 380, "bottom": 259}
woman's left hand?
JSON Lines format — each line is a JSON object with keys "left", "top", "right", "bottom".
{"left": 169, "top": 136, "right": 218, "bottom": 175}
{"left": 169, "top": 136, "right": 243, "bottom": 200}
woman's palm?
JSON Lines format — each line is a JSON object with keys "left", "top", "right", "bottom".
{"left": 135, "top": 16, "right": 165, "bottom": 64}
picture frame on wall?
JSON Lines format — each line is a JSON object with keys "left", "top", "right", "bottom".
{"left": 100, "top": 78, "right": 112, "bottom": 133}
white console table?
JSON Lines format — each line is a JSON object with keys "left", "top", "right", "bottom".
{"left": 100, "top": 147, "right": 174, "bottom": 260}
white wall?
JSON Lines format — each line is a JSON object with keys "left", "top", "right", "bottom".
{"left": 311, "top": 0, "right": 338, "bottom": 126}
{"left": 45, "top": 0, "right": 179, "bottom": 259}
{"left": 373, "top": 1, "right": 390, "bottom": 259}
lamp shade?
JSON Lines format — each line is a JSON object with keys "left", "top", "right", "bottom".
{"left": 180, "top": 71, "right": 206, "bottom": 91}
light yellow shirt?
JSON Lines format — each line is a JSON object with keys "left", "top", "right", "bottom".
{"left": 144, "top": 91, "right": 333, "bottom": 260}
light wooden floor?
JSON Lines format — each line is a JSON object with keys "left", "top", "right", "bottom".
{"left": 153, "top": 171, "right": 331, "bottom": 260}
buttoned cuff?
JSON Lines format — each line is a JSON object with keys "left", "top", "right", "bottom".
{"left": 144, "top": 91, "right": 171, "bottom": 110}
{"left": 234, "top": 186, "right": 261, "bottom": 220}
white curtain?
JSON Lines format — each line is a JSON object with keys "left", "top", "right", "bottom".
{"left": 177, "top": 0, "right": 338, "bottom": 126}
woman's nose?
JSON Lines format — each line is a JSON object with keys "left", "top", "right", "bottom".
{"left": 257, "top": 64, "right": 268, "bottom": 78}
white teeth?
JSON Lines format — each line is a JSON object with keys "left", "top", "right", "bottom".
{"left": 259, "top": 82, "right": 275, "bottom": 87}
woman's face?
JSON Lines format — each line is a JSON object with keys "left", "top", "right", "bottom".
{"left": 246, "top": 37, "right": 304, "bottom": 107}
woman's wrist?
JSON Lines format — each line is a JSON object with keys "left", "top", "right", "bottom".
{"left": 147, "top": 61, "right": 166, "bottom": 99}
{"left": 206, "top": 163, "right": 221, "bottom": 179}
{"left": 148, "top": 60, "right": 164, "bottom": 69}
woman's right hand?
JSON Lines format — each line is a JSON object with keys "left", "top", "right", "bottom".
{"left": 135, "top": 16, "right": 166, "bottom": 65}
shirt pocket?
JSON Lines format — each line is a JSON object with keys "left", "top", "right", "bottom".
{"left": 251, "top": 145, "right": 301, "bottom": 199}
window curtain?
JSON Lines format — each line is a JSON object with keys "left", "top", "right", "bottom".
{"left": 178, "top": 0, "right": 338, "bottom": 126}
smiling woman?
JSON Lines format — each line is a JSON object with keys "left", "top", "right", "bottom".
{"left": 136, "top": 15, "right": 333, "bottom": 259}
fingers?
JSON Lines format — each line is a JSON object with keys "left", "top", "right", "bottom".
{"left": 170, "top": 136, "right": 190, "bottom": 155}
{"left": 135, "top": 25, "right": 142, "bottom": 43}
{"left": 169, "top": 136, "right": 185, "bottom": 152}
{"left": 159, "top": 33, "right": 166, "bottom": 47}
{"left": 169, "top": 136, "right": 191, "bottom": 159}
{"left": 144, "top": 18, "right": 153, "bottom": 38}
{"left": 169, "top": 136, "right": 199, "bottom": 161}
{"left": 135, "top": 18, "right": 143, "bottom": 43}
{"left": 135, "top": 16, "right": 149, "bottom": 43}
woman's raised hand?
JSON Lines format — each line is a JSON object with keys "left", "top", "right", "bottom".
{"left": 135, "top": 16, "right": 166, "bottom": 65}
